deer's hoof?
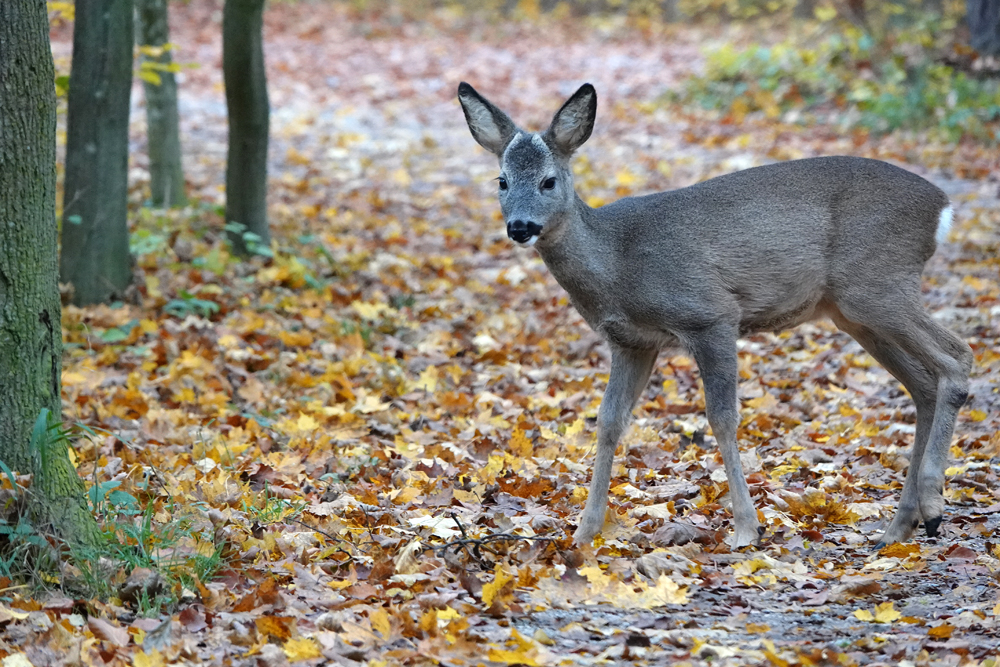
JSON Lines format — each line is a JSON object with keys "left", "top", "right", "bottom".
{"left": 728, "top": 522, "right": 762, "bottom": 549}
{"left": 572, "top": 514, "right": 603, "bottom": 546}
{"left": 924, "top": 516, "right": 942, "bottom": 538}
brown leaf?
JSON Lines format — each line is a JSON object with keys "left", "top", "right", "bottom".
{"left": 88, "top": 617, "right": 130, "bottom": 647}
{"left": 650, "top": 522, "right": 716, "bottom": 547}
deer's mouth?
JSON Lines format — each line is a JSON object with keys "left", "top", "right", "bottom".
{"left": 507, "top": 219, "right": 542, "bottom": 245}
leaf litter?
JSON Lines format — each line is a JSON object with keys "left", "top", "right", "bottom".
{"left": 13, "top": 2, "right": 1000, "bottom": 666}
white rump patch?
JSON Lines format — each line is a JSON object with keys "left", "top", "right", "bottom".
{"left": 936, "top": 204, "right": 953, "bottom": 244}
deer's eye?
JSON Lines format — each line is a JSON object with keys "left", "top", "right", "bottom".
{"left": 542, "top": 177, "right": 556, "bottom": 190}
{"left": 498, "top": 176, "right": 508, "bottom": 191}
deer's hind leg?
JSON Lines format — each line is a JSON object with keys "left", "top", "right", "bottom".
{"left": 831, "top": 312, "right": 936, "bottom": 546}
{"left": 831, "top": 285, "right": 971, "bottom": 546}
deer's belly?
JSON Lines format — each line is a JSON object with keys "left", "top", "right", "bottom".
{"left": 597, "top": 315, "right": 681, "bottom": 350}
{"left": 738, "top": 294, "right": 824, "bottom": 335}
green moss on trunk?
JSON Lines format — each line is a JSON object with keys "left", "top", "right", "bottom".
{"left": 0, "top": 0, "right": 99, "bottom": 548}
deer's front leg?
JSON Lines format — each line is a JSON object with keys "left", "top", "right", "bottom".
{"left": 573, "top": 346, "right": 658, "bottom": 545}
{"left": 688, "top": 324, "right": 761, "bottom": 548}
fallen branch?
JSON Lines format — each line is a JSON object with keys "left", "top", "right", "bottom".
{"left": 423, "top": 513, "right": 557, "bottom": 567}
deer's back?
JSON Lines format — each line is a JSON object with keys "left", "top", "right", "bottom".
{"left": 587, "top": 156, "right": 948, "bottom": 336}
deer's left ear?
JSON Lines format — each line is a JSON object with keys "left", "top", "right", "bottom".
{"left": 544, "top": 84, "right": 596, "bottom": 157}
{"left": 458, "top": 82, "right": 519, "bottom": 157}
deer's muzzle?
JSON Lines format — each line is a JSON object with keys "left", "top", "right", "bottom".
{"left": 507, "top": 219, "right": 542, "bottom": 245}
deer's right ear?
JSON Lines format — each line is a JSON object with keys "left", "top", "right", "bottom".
{"left": 458, "top": 82, "right": 517, "bottom": 157}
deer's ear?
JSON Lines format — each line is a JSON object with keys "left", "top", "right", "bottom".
{"left": 544, "top": 83, "right": 597, "bottom": 156}
{"left": 458, "top": 82, "right": 518, "bottom": 156}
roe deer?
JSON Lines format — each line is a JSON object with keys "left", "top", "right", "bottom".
{"left": 457, "top": 82, "right": 972, "bottom": 549}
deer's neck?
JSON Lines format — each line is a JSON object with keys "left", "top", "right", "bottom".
{"left": 535, "top": 195, "right": 612, "bottom": 323}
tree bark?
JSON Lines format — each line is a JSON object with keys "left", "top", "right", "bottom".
{"left": 224, "top": 0, "right": 271, "bottom": 256}
{"left": 137, "top": 0, "right": 187, "bottom": 208}
{"left": 0, "top": 0, "right": 99, "bottom": 546}
{"left": 60, "top": 0, "right": 135, "bottom": 306}
{"left": 968, "top": 0, "right": 1000, "bottom": 56}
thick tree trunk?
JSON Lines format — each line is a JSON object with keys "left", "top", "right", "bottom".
{"left": 968, "top": 0, "right": 1000, "bottom": 56}
{"left": 138, "top": 0, "right": 187, "bottom": 208}
{"left": 0, "top": 0, "right": 99, "bottom": 546}
{"left": 60, "top": 0, "right": 135, "bottom": 305}
{"left": 224, "top": 0, "right": 271, "bottom": 256}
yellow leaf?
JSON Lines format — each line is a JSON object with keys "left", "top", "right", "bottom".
{"left": 390, "top": 486, "right": 421, "bottom": 505}
{"left": 970, "top": 409, "right": 987, "bottom": 422}
{"left": 615, "top": 170, "right": 641, "bottom": 187}
{"left": 138, "top": 70, "right": 162, "bottom": 86}
{"left": 282, "top": 637, "right": 322, "bottom": 662}
{"left": 874, "top": 601, "right": 901, "bottom": 623}
{"left": 815, "top": 5, "right": 837, "bottom": 21}
{"left": 132, "top": 650, "right": 165, "bottom": 667}
{"left": 351, "top": 300, "right": 389, "bottom": 321}
{"left": 928, "top": 623, "right": 954, "bottom": 639}
{"left": 746, "top": 623, "right": 770, "bottom": 633}
{"left": 412, "top": 365, "right": 438, "bottom": 392}
{"left": 295, "top": 413, "right": 319, "bottom": 432}
{"left": 564, "top": 418, "right": 585, "bottom": 438}
{"left": 854, "top": 609, "right": 875, "bottom": 621}
{"left": 62, "top": 371, "right": 86, "bottom": 386}
{"left": 509, "top": 428, "right": 533, "bottom": 457}
{"left": 479, "top": 452, "right": 508, "bottom": 485}
{"left": 482, "top": 565, "right": 513, "bottom": 607}
{"left": 369, "top": 608, "right": 391, "bottom": 639}
{"left": 436, "top": 607, "right": 461, "bottom": 621}
{"left": 647, "top": 574, "right": 688, "bottom": 605}
{"left": 486, "top": 648, "right": 540, "bottom": 666}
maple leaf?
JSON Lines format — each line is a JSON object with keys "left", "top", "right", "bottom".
{"left": 283, "top": 637, "right": 323, "bottom": 661}
{"left": 855, "top": 602, "right": 901, "bottom": 623}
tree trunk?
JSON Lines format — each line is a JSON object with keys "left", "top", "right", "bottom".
{"left": 60, "top": 0, "right": 135, "bottom": 306}
{"left": 0, "top": 0, "right": 99, "bottom": 546}
{"left": 794, "top": 0, "right": 816, "bottom": 20}
{"left": 137, "top": 0, "right": 187, "bottom": 208}
{"left": 968, "top": 0, "right": 1000, "bottom": 56}
{"left": 224, "top": 0, "right": 271, "bottom": 256}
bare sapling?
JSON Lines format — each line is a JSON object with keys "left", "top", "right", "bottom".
{"left": 457, "top": 82, "right": 972, "bottom": 549}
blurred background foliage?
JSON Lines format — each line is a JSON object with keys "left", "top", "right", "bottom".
{"left": 336, "top": 0, "right": 1000, "bottom": 142}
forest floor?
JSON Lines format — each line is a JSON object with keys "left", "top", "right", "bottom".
{"left": 11, "top": 1, "right": 1000, "bottom": 666}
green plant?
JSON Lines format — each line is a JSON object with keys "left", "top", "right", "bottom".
{"left": 675, "top": 5, "right": 1000, "bottom": 141}
{"left": 163, "top": 290, "right": 221, "bottom": 319}
{"left": 225, "top": 221, "right": 274, "bottom": 258}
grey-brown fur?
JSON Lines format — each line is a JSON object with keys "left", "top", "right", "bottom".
{"left": 457, "top": 81, "right": 972, "bottom": 549}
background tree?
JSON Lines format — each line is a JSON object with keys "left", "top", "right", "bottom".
{"left": 60, "top": 0, "right": 135, "bottom": 305}
{"left": 794, "top": 0, "right": 816, "bottom": 20}
{"left": 967, "top": 0, "right": 1000, "bottom": 56}
{"left": 0, "top": 0, "right": 99, "bottom": 545}
{"left": 224, "top": 0, "right": 271, "bottom": 256}
{"left": 138, "top": 0, "right": 187, "bottom": 208}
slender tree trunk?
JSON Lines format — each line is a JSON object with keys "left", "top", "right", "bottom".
{"left": 60, "top": 0, "right": 135, "bottom": 306}
{"left": 968, "top": 0, "right": 1000, "bottom": 56}
{"left": 224, "top": 0, "right": 271, "bottom": 256}
{"left": 661, "top": 0, "right": 680, "bottom": 22}
{"left": 138, "top": 0, "right": 187, "bottom": 208}
{"left": 0, "top": 0, "right": 99, "bottom": 547}
{"left": 794, "top": 0, "right": 816, "bottom": 19}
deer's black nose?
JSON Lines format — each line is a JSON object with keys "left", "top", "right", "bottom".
{"left": 507, "top": 219, "right": 542, "bottom": 244}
